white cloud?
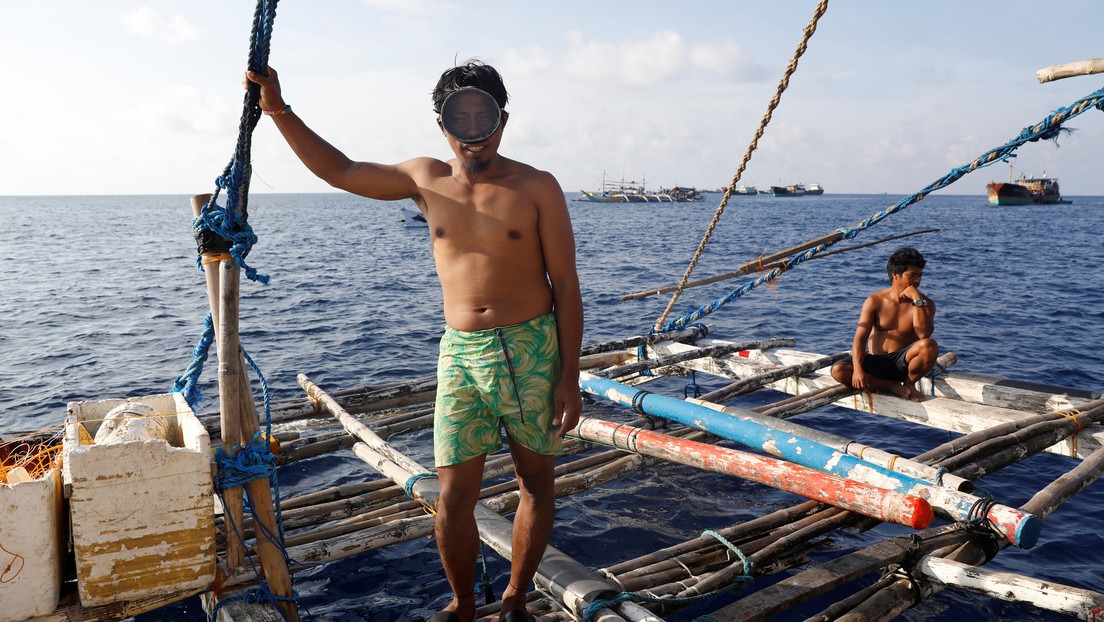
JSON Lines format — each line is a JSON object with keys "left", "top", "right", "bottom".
{"left": 564, "top": 30, "right": 688, "bottom": 88}
{"left": 121, "top": 7, "right": 202, "bottom": 44}
{"left": 690, "top": 39, "right": 772, "bottom": 83}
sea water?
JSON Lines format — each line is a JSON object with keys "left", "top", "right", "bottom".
{"left": 1, "top": 192, "right": 1101, "bottom": 621}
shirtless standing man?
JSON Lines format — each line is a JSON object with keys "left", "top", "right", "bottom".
{"left": 831, "top": 247, "right": 938, "bottom": 402}
{"left": 247, "top": 60, "right": 583, "bottom": 622}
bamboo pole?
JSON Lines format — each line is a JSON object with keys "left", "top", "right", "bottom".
{"left": 192, "top": 194, "right": 299, "bottom": 621}
{"left": 1037, "top": 58, "right": 1104, "bottom": 83}
{"left": 572, "top": 417, "right": 933, "bottom": 528}
{"left": 915, "top": 557, "right": 1104, "bottom": 620}
{"left": 594, "top": 338, "right": 797, "bottom": 380}
{"left": 190, "top": 194, "right": 245, "bottom": 569}
{"left": 692, "top": 399, "right": 973, "bottom": 492}
{"left": 702, "top": 525, "right": 968, "bottom": 621}
{"left": 579, "top": 324, "right": 717, "bottom": 356}
{"left": 697, "top": 351, "right": 849, "bottom": 403}
{"left": 620, "top": 229, "right": 938, "bottom": 302}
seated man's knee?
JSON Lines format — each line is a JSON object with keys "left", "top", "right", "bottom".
{"left": 831, "top": 363, "right": 851, "bottom": 384}
{"left": 918, "top": 337, "right": 939, "bottom": 358}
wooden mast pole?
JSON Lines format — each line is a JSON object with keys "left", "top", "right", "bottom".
{"left": 190, "top": 194, "right": 246, "bottom": 569}
{"left": 191, "top": 194, "right": 299, "bottom": 621}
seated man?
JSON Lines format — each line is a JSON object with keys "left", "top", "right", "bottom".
{"left": 831, "top": 247, "right": 939, "bottom": 401}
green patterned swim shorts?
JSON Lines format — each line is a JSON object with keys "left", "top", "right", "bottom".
{"left": 434, "top": 313, "right": 562, "bottom": 467}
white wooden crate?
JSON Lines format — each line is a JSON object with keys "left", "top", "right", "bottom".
{"left": 64, "top": 392, "right": 216, "bottom": 607}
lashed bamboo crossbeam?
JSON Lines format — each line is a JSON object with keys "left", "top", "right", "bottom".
{"left": 698, "top": 351, "right": 849, "bottom": 403}
{"left": 580, "top": 324, "right": 715, "bottom": 356}
{"left": 593, "top": 339, "right": 797, "bottom": 380}
{"left": 702, "top": 524, "right": 970, "bottom": 621}
{"left": 1037, "top": 58, "right": 1104, "bottom": 83}
{"left": 582, "top": 372, "right": 1042, "bottom": 548}
{"left": 619, "top": 229, "right": 938, "bottom": 302}
{"left": 197, "top": 382, "right": 437, "bottom": 435}
{"left": 816, "top": 444, "right": 1104, "bottom": 622}
{"left": 622, "top": 504, "right": 858, "bottom": 597}
{"left": 939, "top": 400, "right": 1104, "bottom": 478}
{"left": 752, "top": 383, "right": 858, "bottom": 419}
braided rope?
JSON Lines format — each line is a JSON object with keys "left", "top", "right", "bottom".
{"left": 196, "top": 0, "right": 280, "bottom": 285}
{"left": 654, "top": 0, "right": 830, "bottom": 330}
{"left": 661, "top": 83, "right": 1104, "bottom": 332}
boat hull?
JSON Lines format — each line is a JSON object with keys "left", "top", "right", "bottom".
{"left": 986, "top": 180, "right": 1071, "bottom": 206}
{"left": 771, "top": 185, "right": 805, "bottom": 197}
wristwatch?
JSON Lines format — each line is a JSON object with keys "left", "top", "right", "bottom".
{"left": 911, "top": 298, "right": 928, "bottom": 307}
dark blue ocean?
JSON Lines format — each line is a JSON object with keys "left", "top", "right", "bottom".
{"left": 1, "top": 192, "right": 1101, "bottom": 621}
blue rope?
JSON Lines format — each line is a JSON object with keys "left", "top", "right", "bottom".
{"left": 662, "top": 84, "right": 1104, "bottom": 332}
{"left": 195, "top": 0, "right": 281, "bottom": 285}
{"left": 403, "top": 471, "right": 439, "bottom": 499}
{"left": 684, "top": 371, "right": 702, "bottom": 399}
{"left": 581, "top": 529, "right": 754, "bottom": 621}
{"left": 170, "top": 312, "right": 216, "bottom": 407}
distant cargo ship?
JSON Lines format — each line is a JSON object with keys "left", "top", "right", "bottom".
{"left": 986, "top": 172, "right": 1071, "bottom": 206}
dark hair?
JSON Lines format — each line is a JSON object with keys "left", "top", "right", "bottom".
{"left": 886, "top": 247, "right": 926, "bottom": 277}
{"left": 432, "top": 59, "right": 509, "bottom": 113}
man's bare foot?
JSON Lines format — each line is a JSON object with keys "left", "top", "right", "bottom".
{"left": 883, "top": 382, "right": 924, "bottom": 402}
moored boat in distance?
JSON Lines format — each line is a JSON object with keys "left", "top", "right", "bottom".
{"left": 659, "top": 186, "right": 705, "bottom": 202}
{"left": 771, "top": 184, "right": 806, "bottom": 197}
{"left": 734, "top": 185, "right": 757, "bottom": 195}
{"left": 801, "top": 183, "right": 825, "bottom": 195}
{"left": 986, "top": 172, "right": 1071, "bottom": 205}
{"left": 578, "top": 175, "right": 674, "bottom": 203}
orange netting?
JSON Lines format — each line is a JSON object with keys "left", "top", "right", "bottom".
{"left": 0, "top": 432, "right": 63, "bottom": 484}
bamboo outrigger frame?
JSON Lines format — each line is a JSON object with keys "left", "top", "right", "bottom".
{"left": 30, "top": 323, "right": 1104, "bottom": 621}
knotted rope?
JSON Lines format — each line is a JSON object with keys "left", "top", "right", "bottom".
{"left": 193, "top": 0, "right": 280, "bottom": 285}
{"left": 654, "top": 0, "right": 830, "bottom": 330}
{"left": 661, "top": 83, "right": 1104, "bottom": 332}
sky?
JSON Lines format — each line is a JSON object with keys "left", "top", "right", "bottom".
{"left": 2, "top": 0, "right": 1102, "bottom": 197}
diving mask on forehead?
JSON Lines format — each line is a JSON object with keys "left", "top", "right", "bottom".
{"left": 438, "top": 87, "right": 502, "bottom": 144}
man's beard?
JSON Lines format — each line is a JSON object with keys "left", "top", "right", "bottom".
{"left": 463, "top": 156, "right": 491, "bottom": 177}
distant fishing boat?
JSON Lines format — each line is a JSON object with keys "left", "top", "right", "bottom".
{"left": 659, "top": 186, "right": 705, "bottom": 202}
{"left": 734, "top": 185, "right": 757, "bottom": 195}
{"left": 578, "top": 175, "right": 674, "bottom": 203}
{"left": 986, "top": 168, "right": 1071, "bottom": 205}
{"left": 801, "top": 183, "right": 825, "bottom": 195}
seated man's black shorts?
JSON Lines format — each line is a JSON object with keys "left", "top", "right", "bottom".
{"left": 861, "top": 343, "right": 915, "bottom": 383}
